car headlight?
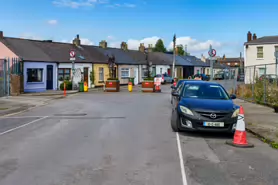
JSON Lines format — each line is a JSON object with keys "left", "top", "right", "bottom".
{"left": 231, "top": 108, "right": 239, "bottom": 118}
{"left": 179, "top": 106, "right": 194, "bottom": 116}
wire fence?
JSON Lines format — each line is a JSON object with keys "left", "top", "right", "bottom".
{"left": 236, "top": 63, "right": 278, "bottom": 106}
{"left": 0, "top": 58, "right": 22, "bottom": 97}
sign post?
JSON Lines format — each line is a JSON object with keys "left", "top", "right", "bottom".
{"left": 208, "top": 45, "right": 216, "bottom": 81}
{"left": 70, "top": 50, "right": 76, "bottom": 90}
{"left": 274, "top": 51, "right": 278, "bottom": 76}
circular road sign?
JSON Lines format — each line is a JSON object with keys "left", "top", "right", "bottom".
{"left": 70, "top": 50, "right": 75, "bottom": 58}
{"left": 208, "top": 49, "right": 216, "bottom": 57}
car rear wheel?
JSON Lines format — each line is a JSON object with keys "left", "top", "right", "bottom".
{"left": 171, "top": 110, "right": 180, "bottom": 132}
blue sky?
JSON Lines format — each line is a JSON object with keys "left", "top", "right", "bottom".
{"left": 1, "top": 0, "right": 278, "bottom": 57}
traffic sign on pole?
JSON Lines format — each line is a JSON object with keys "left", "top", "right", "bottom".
{"left": 208, "top": 49, "right": 217, "bottom": 57}
{"left": 70, "top": 50, "right": 75, "bottom": 58}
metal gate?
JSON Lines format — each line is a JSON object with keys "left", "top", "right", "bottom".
{"left": 0, "top": 58, "right": 22, "bottom": 97}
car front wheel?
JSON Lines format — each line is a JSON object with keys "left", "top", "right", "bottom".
{"left": 171, "top": 110, "right": 180, "bottom": 132}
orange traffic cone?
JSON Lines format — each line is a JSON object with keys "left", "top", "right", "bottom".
{"left": 155, "top": 85, "right": 161, "bottom": 92}
{"left": 226, "top": 106, "right": 254, "bottom": 148}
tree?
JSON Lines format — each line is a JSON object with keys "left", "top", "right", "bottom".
{"left": 168, "top": 45, "right": 190, "bottom": 56}
{"left": 153, "top": 39, "right": 166, "bottom": 52}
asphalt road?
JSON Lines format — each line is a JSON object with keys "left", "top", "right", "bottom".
{"left": 0, "top": 84, "right": 277, "bottom": 185}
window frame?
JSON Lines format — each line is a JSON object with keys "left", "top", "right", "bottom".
{"left": 121, "top": 68, "right": 130, "bottom": 78}
{"left": 99, "top": 67, "right": 104, "bottom": 82}
{"left": 58, "top": 68, "right": 71, "bottom": 81}
{"left": 257, "top": 46, "right": 263, "bottom": 58}
{"left": 27, "top": 68, "right": 43, "bottom": 83}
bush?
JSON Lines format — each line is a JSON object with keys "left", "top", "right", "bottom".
{"left": 107, "top": 77, "right": 119, "bottom": 81}
{"left": 143, "top": 77, "right": 154, "bottom": 81}
{"left": 60, "top": 80, "right": 72, "bottom": 90}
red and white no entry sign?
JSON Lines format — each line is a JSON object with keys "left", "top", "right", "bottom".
{"left": 70, "top": 50, "right": 75, "bottom": 58}
{"left": 208, "top": 49, "right": 216, "bottom": 57}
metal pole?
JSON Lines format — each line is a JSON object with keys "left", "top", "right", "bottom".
{"left": 172, "top": 34, "right": 176, "bottom": 79}
{"left": 263, "top": 64, "right": 267, "bottom": 103}
{"left": 72, "top": 60, "right": 75, "bottom": 90}
{"left": 209, "top": 45, "right": 213, "bottom": 81}
{"left": 7, "top": 58, "right": 10, "bottom": 97}
{"left": 3, "top": 59, "right": 6, "bottom": 96}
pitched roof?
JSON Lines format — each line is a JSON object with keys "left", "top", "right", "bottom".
{"left": 205, "top": 59, "right": 229, "bottom": 69}
{"left": 92, "top": 47, "right": 139, "bottom": 64}
{"left": 244, "top": 36, "right": 278, "bottom": 45}
{"left": 0, "top": 37, "right": 108, "bottom": 63}
{"left": 218, "top": 57, "right": 244, "bottom": 62}
{"left": 181, "top": 55, "right": 209, "bottom": 67}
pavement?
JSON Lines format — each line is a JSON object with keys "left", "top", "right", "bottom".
{"left": 234, "top": 99, "right": 278, "bottom": 144}
{"left": 0, "top": 85, "right": 277, "bottom": 185}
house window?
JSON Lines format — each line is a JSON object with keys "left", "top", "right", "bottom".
{"left": 227, "top": 63, "right": 230, "bottom": 65}
{"left": 142, "top": 67, "right": 148, "bottom": 77}
{"left": 99, "top": 67, "right": 104, "bottom": 81}
{"left": 259, "top": 68, "right": 265, "bottom": 77}
{"left": 160, "top": 68, "right": 162, "bottom": 74}
{"left": 275, "top": 46, "right": 278, "bottom": 52}
{"left": 58, "top": 68, "right": 71, "bottom": 81}
{"left": 207, "top": 68, "right": 209, "bottom": 75}
{"left": 257, "top": 47, "right": 263, "bottom": 58}
{"left": 27, "top": 68, "right": 43, "bottom": 82}
{"left": 235, "top": 63, "right": 238, "bottom": 65}
{"left": 121, "top": 68, "right": 130, "bottom": 78}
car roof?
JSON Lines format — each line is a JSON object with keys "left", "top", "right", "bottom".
{"left": 181, "top": 80, "right": 220, "bottom": 85}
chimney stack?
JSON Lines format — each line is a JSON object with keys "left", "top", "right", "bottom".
{"left": 148, "top": 44, "right": 153, "bottom": 52}
{"left": 121, "top": 42, "right": 128, "bottom": 50}
{"left": 0, "top": 31, "right": 3, "bottom": 39}
{"left": 247, "top": 31, "right": 252, "bottom": 42}
{"left": 72, "top": 34, "right": 81, "bottom": 46}
{"left": 139, "top": 43, "right": 145, "bottom": 52}
{"left": 253, "top": 33, "right": 257, "bottom": 40}
{"left": 175, "top": 47, "right": 179, "bottom": 55}
{"left": 99, "top": 40, "right": 107, "bottom": 49}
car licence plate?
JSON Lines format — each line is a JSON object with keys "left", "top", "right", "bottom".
{"left": 203, "top": 122, "right": 224, "bottom": 127}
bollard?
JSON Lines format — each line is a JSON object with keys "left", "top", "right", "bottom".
{"left": 64, "top": 82, "right": 66, "bottom": 97}
{"left": 128, "top": 82, "right": 133, "bottom": 92}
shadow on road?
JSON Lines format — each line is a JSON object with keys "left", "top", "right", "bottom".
{"left": 179, "top": 131, "right": 233, "bottom": 140}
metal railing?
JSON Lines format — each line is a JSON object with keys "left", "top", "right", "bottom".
{"left": 236, "top": 63, "right": 278, "bottom": 105}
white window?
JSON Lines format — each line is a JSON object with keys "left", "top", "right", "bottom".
{"left": 259, "top": 68, "right": 265, "bottom": 77}
{"left": 235, "top": 63, "right": 238, "bottom": 65}
{"left": 257, "top": 47, "right": 263, "bottom": 58}
{"left": 227, "top": 63, "right": 230, "bottom": 65}
{"left": 142, "top": 67, "right": 148, "bottom": 77}
{"left": 160, "top": 68, "right": 162, "bottom": 74}
{"left": 99, "top": 67, "right": 104, "bottom": 81}
{"left": 121, "top": 68, "right": 130, "bottom": 78}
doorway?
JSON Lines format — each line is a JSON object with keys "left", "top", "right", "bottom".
{"left": 134, "top": 67, "right": 138, "bottom": 85}
{"left": 46, "top": 65, "right": 53, "bottom": 90}
{"left": 84, "top": 67, "right": 89, "bottom": 86}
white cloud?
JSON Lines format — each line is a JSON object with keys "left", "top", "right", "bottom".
{"left": 47, "top": 20, "right": 58, "bottom": 25}
{"left": 106, "top": 3, "right": 136, "bottom": 8}
{"left": 122, "top": 36, "right": 161, "bottom": 49}
{"left": 107, "top": 35, "right": 115, "bottom": 40}
{"left": 52, "top": 0, "right": 98, "bottom": 8}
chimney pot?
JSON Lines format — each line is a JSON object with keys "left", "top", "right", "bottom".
{"left": 72, "top": 34, "right": 81, "bottom": 46}
{"left": 247, "top": 31, "right": 252, "bottom": 42}
{"left": 253, "top": 33, "right": 257, "bottom": 40}
{"left": 0, "top": 31, "right": 3, "bottom": 39}
{"left": 121, "top": 42, "right": 128, "bottom": 50}
{"left": 99, "top": 40, "right": 107, "bottom": 48}
{"left": 139, "top": 43, "right": 145, "bottom": 52}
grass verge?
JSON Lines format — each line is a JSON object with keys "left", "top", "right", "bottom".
{"left": 246, "top": 127, "right": 278, "bottom": 149}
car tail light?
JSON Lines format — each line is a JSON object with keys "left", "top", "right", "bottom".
{"left": 162, "top": 75, "right": 164, "bottom": 80}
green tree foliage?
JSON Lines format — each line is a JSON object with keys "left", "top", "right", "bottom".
{"left": 168, "top": 45, "right": 190, "bottom": 56}
{"left": 153, "top": 39, "right": 166, "bottom": 52}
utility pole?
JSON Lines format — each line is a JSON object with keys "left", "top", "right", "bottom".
{"left": 209, "top": 45, "right": 213, "bottom": 81}
{"left": 172, "top": 34, "right": 176, "bottom": 79}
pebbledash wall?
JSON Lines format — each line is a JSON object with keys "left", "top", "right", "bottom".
{"left": 23, "top": 62, "right": 57, "bottom": 93}
{"left": 58, "top": 63, "right": 93, "bottom": 89}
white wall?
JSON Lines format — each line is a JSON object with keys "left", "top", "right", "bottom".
{"left": 155, "top": 65, "right": 170, "bottom": 75}
{"left": 58, "top": 63, "right": 92, "bottom": 89}
{"left": 245, "top": 44, "right": 278, "bottom": 83}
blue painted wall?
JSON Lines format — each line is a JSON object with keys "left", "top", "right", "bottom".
{"left": 24, "top": 62, "right": 57, "bottom": 93}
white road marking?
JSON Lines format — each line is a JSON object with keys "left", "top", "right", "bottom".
{"left": 0, "top": 116, "right": 44, "bottom": 119}
{"left": 0, "top": 116, "right": 48, "bottom": 136}
{"left": 176, "top": 132, "right": 188, "bottom": 185}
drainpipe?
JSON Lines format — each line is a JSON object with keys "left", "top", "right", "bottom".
{"left": 57, "top": 62, "right": 59, "bottom": 90}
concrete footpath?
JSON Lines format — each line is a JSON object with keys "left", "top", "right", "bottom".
{"left": 0, "top": 95, "right": 66, "bottom": 116}
{"left": 234, "top": 99, "right": 278, "bottom": 145}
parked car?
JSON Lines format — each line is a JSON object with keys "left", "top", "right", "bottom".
{"left": 214, "top": 73, "right": 224, "bottom": 80}
{"left": 171, "top": 80, "right": 239, "bottom": 133}
{"left": 170, "top": 80, "right": 189, "bottom": 104}
{"left": 154, "top": 74, "right": 165, "bottom": 84}
{"left": 163, "top": 73, "right": 174, "bottom": 83}
{"left": 259, "top": 74, "right": 278, "bottom": 83}
{"left": 193, "top": 74, "right": 209, "bottom": 81}
{"left": 237, "top": 74, "right": 244, "bottom": 82}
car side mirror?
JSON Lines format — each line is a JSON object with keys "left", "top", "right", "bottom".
{"left": 230, "top": 94, "right": 236, "bottom": 99}
{"left": 172, "top": 91, "right": 179, "bottom": 97}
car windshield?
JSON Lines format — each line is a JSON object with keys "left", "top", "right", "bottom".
{"left": 182, "top": 83, "right": 230, "bottom": 100}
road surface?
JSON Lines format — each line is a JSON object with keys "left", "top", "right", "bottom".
{"left": 0, "top": 85, "right": 277, "bottom": 185}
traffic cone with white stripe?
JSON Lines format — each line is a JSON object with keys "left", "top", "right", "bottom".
{"left": 226, "top": 106, "right": 254, "bottom": 148}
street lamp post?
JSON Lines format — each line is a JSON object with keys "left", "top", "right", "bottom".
{"left": 172, "top": 34, "right": 176, "bottom": 79}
